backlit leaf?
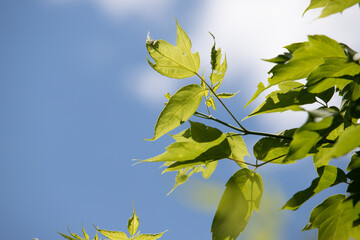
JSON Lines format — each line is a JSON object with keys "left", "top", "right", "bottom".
{"left": 244, "top": 82, "right": 265, "bottom": 108}
{"left": 347, "top": 151, "right": 360, "bottom": 171}
{"left": 282, "top": 165, "right": 346, "bottom": 210}
{"left": 303, "top": 194, "right": 360, "bottom": 240}
{"left": 217, "top": 91, "right": 239, "bottom": 99}
{"left": 226, "top": 133, "right": 249, "bottom": 168}
{"left": 211, "top": 169, "right": 263, "bottom": 240}
{"left": 128, "top": 205, "right": 140, "bottom": 236}
{"left": 253, "top": 129, "right": 295, "bottom": 164}
{"left": 96, "top": 228, "right": 128, "bottom": 240}
{"left": 146, "top": 84, "right": 204, "bottom": 141}
{"left": 135, "top": 232, "right": 166, "bottom": 240}
{"left": 304, "top": 0, "right": 360, "bottom": 18}
{"left": 146, "top": 20, "right": 200, "bottom": 79}
{"left": 317, "top": 125, "right": 360, "bottom": 165}
{"left": 268, "top": 35, "right": 346, "bottom": 86}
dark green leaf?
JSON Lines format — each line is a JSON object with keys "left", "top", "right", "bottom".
{"left": 347, "top": 151, "right": 360, "bottom": 171}
{"left": 282, "top": 165, "right": 346, "bottom": 210}
{"left": 211, "top": 169, "right": 263, "bottom": 240}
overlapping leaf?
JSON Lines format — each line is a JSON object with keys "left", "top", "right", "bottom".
{"left": 211, "top": 169, "right": 263, "bottom": 240}
{"left": 146, "top": 19, "right": 200, "bottom": 79}
{"left": 303, "top": 194, "right": 360, "bottom": 240}
{"left": 304, "top": 0, "right": 360, "bottom": 19}
{"left": 285, "top": 108, "right": 342, "bottom": 162}
{"left": 146, "top": 84, "right": 204, "bottom": 141}
{"left": 316, "top": 124, "right": 360, "bottom": 165}
{"left": 282, "top": 165, "right": 346, "bottom": 211}
{"left": 143, "top": 122, "right": 248, "bottom": 192}
{"left": 253, "top": 129, "right": 295, "bottom": 164}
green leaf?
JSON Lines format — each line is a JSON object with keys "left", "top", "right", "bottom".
{"left": 146, "top": 19, "right": 200, "bottom": 79}
{"left": 128, "top": 205, "right": 140, "bottom": 236}
{"left": 96, "top": 228, "right": 128, "bottom": 240}
{"left": 209, "top": 34, "right": 227, "bottom": 86}
{"left": 146, "top": 84, "right": 204, "bottom": 141}
{"left": 135, "top": 232, "right": 166, "bottom": 240}
{"left": 317, "top": 125, "right": 360, "bottom": 165}
{"left": 144, "top": 122, "right": 229, "bottom": 164}
{"left": 281, "top": 165, "right": 346, "bottom": 211}
{"left": 201, "top": 161, "right": 218, "bottom": 179}
{"left": 303, "top": 194, "right": 360, "bottom": 240}
{"left": 82, "top": 226, "right": 90, "bottom": 240}
{"left": 216, "top": 91, "right": 239, "bottom": 99}
{"left": 268, "top": 35, "right": 346, "bottom": 86}
{"left": 253, "top": 129, "right": 295, "bottom": 164}
{"left": 347, "top": 151, "right": 360, "bottom": 171}
{"left": 285, "top": 109, "right": 342, "bottom": 162}
{"left": 244, "top": 82, "right": 266, "bottom": 108}
{"left": 304, "top": 0, "right": 360, "bottom": 18}
{"left": 226, "top": 133, "right": 249, "bottom": 168}
{"left": 58, "top": 232, "right": 77, "bottom": 240}
{"left": 247, "top": 85, "right": 316, "bottom": 118}
{"left": 211, "top": 169, "right": 263, "bottom": 240}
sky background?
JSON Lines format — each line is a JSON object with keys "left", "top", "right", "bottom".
{"left": 1, "top": 1, "right": 360, "bottom": 239}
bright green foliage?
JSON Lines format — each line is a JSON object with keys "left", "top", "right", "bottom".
{"left": 141, "top": 13, "right": 360, "bottom": 240}
{"left": 142, "top": 121, "right": 248, "bottom": 193}
{"left": 211, "top": 169, "right": 263, "bottom": 240}
{"left": 303, "top": 194, "right": 360, "bottom": 240}
{"left": 128, "top": 204, "right": 140, "bottom": 237}
{"left": 59, "top": 206, "right": 165, "bottom": 240}
{"left": 146, "top": 19, "right": 200, "bottom": 79}
{"left": 282, "top": 165, "right": 347, "bottom": 210}
{"left": 253, "top": 129, "right": 295, "bottom": 164}
{"left": 304, "top": 0, "right": 360, "bottom": 18}
{"left": 146, "top": 84, "right": 204, "bottom": 141}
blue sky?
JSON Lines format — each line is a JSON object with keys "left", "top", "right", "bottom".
{"left": 1, "top": 1, "right": 360, "bottom": 240}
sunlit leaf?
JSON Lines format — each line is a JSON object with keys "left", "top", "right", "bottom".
{"left": 146, "top": 84, "right": 204, "bottom": 141}
{"left": 244, "top": 82, "right": 265, "bottom": 108}
{"left": 201, "top": 161, "right": 218, "bottom": 179}
{"left": 247, "top": 86, "right": 316, "bottom": 118}
{"left": 304, "top": 0, "right": 360, "bottom": 18}
{"left": 226, "top": 133, "right": 249, "bottom": 168}
{"left": 82, "top": 226, "right": 90, "bottom": 240}
{"left": 211, "top": 169, "right": 263, "bottom": 240}
{"left": 317, "top": 125, "right": 360, "bottom": 165}
{"left": 146, "top": 19, "right": 200, "bottom": 79}
{"left": 96, "top": 228, "right": 128, "bottom": 240}
{"left": 268, "top": 35, "right": 346, "bottom": 86}
{"left": 303, "top": 194, "right": 360, "bottom": 240}
{"left": 217, "top": 91, "right": 239, "bottom": 99}
{"left": 282, "top": 165, "right": 346, "bottom": 210}
{"left": 285, "top": 109, "right": 342, "bottom": 162}
{"left": 128, "top": 205, "right": 140, "bottom": 236}
{"left": 253, "top": 129, "right": 295, "bottom": 164}
{"left": 58, "top": 232, "right": 77, "bottom": 240}
{"left": 135, "top": 232, "right": 166, "bottom": 240}
{"left": 347, "top": 151, "right": 360, "bottom": 171}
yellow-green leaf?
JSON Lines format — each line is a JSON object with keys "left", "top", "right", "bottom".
{"left": 146, "top": 20, "right": 200, "bottom": 79}
{"left": 304, "top": 0, "right": 360, "bottom": 18}
{"left": 128, "top": 205, "right": 140, "bottom": 236}
{"left": 211, "top": 169, "right": 263, "bottom": 240}
{"left": 135, "top": 232, "right": 166, "bottom": 240}
{"left": 96, "top": 228, "right": 128, "bottom": 240}
{"left": 146, "top": 84, "right": 204, "bottom": 141}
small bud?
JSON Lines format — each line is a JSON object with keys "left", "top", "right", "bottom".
{"left": 353, "top": 52, "right": 360, "bottom": 62}
{"left": 146, "top": 32, "right": 155, "bottom": 45}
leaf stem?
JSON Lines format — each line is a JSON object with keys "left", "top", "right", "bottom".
{"left": 228, "top": 157, "right": 257, "bottom": 167}
{"left": 194, "top": 111, "right": 292, "bottom": 140}
{"left": 195, "top": 73, "right": 248, "bottom": 132}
